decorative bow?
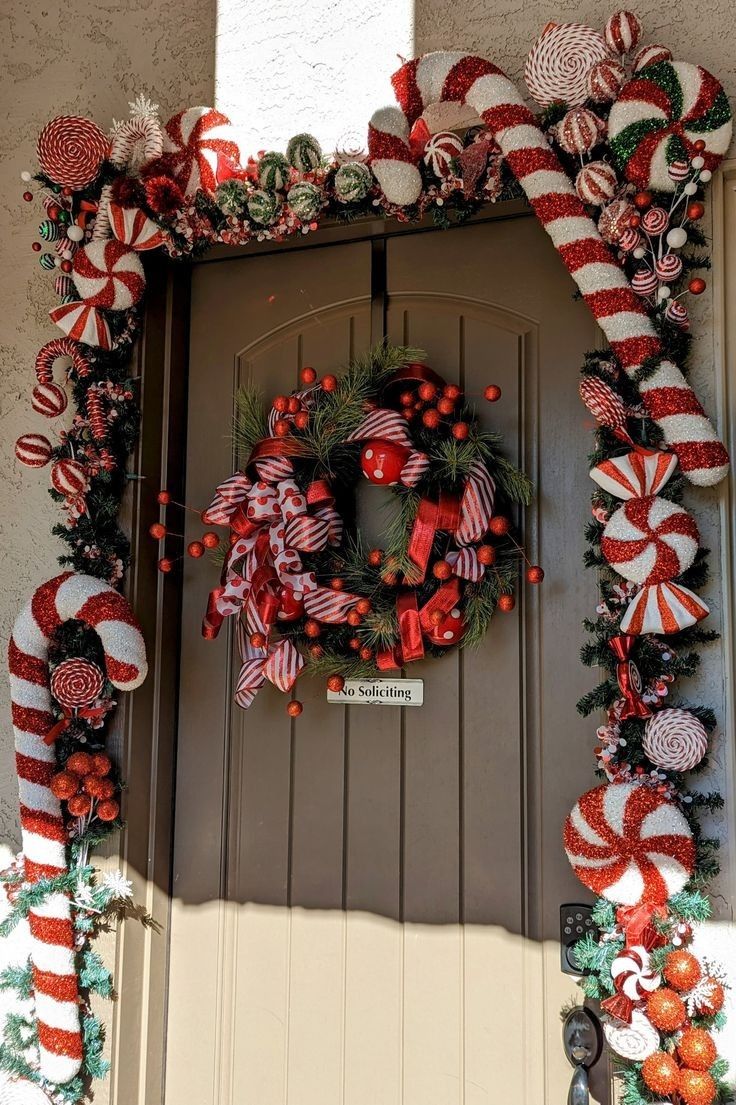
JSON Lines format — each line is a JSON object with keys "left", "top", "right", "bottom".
{"left": 376, "top": 578, "right": 461, "bottom": 670}
{"left": 44, "top": 701, "right": 111, "bottom": 745}
{"left": 608, "top": 635, "right": 651, "bottom": 720}
{"left": 234, "top": 621, "right": 305, "bottom": 709}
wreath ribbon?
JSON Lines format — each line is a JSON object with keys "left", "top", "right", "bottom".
{"left": 44, "top": 703, "right": 109, "bottom": 746}
{"left": 377, "top": 577, "right": 461, "bottom": 670}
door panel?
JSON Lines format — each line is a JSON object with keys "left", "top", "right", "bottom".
{"left": 165, "top": 216, "right": 604, "bottom": 1105}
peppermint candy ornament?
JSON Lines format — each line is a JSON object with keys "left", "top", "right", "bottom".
{"left": 598, "top": 198, "right": 636, "bottom": 244}
{"left": 287, "top": 181, "right": 323, "bottom": 221}
{"left": 632, "top": 268, "right": 659, "bottom": 296}
{"left": 643, "top": 708, "right": 709, "bottom": 771}
{"left": 422, "top": 131, "right": 463, "bottom": 178}
{"left": 109, "top": 203, "right": 166, "bottom": 251}
{"left": 15, "top": 434, "right": 52, "bottom": 468}
{"left": 248, "top": 189, "right": 282, "bottom": 225}
{"left": 524, "top": 22, "right": 608, "bottom": 108}
{"left": 51, "top": 458, "right": 89, "bottom": 500}
{"left": 575, "top": 161, "right": 618, "bottom": 205}
{"left": 31, "top": 382, "right": 67, "bottom": 418}
{"left": 665, "top": 300, "right": 690, "bottom": 329}
{"left": 257, "top": 151, "right": 290, "bottom": 191}
{"left": 590, "top": 449, "right": 678, "bottom": 500}
{"left": 73, "top": 239, "right": 145, "bottom": 310}
{"left": 37, "top": 116, "right": 108, "bottom": 189}
{"left": 608, "top": 61, "right": 733, "bottom": 192}
{"left": 161, "top": 107, "right": 241, "bottom": 196}
{"left": 563, "top": 780, "right": 695, "bottom": 905}
{"left": 556, "top": 108, "right": 606, "bottom": 155}
{"left": 641, "top": 207, "right": 669, "bottom": 235}
{"left": 334, "top": 161, "right": 372, "bottom": 202}
{"left": 601, "top": 496, "right": 700, "bottom": 585}
{"left": 50, "top": 658, "right": 105, "bottom": 709}
{"left": 621, "top": 580, "right": 709, "bottom": 635}
{"left": 286, "top": 133, "right": 322, "bottom": 172}
{"left": 603, "top": 1010, "right": 660, "bottom": 1061}
{"left": 633, "top": 44, "right": 673, "bottom": 72}
{"left": 654, "top": 253, "right": 683, "bottom": 283}
{"left": 611, "top": 945, "right": 661, "bottom": 1001}
{"left": 605, "top": 10, "right": 642, "bottom": 55}
{"left": 49, "top": 302, "right": 111, "bottom": 349}
{"left": 587, "top": 58, "right": 626, "bottom": 103}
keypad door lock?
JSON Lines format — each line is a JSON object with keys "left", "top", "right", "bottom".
{"left": 560, "top": 903, "right": 597, "bottom": 975}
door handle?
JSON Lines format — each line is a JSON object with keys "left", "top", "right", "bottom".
{"left": 562, "top": 1006, "right": 602, "bottom": 1105}
{"left": 568, "top": 1063, "right": 590, "bottom": 1105}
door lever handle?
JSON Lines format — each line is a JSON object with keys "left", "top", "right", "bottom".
{"left": 562, "top": 1006, "right": 602, "bottom": 1105}
{"left": 568, "top": 1062, "right": 590, "bottom": 1105}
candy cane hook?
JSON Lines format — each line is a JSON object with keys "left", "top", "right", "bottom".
{"left": 9, "top": 573, "right": 147, "bottom": 1083}
{"left": 368, "top": 51, "right": 730, "bottom": 486}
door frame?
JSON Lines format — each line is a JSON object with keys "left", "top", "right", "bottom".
{"left": 110, "top": 199, "right": 540, "bottom": 1105}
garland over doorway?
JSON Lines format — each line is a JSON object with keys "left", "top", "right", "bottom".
{"left": 3, "top": 10, "right": 733, "bottom": 1104}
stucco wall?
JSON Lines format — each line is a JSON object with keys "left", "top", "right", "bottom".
{"left": 0, "top": 0, "right": 734, "bottom": 1067}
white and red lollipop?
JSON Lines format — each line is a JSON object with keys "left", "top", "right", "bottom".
{"left": 50, "top": 658, "right": 105, "bottom": 709}
{"left": 72, "top": 239, "right": 145, "bottom": 310}
{"left": 161, "top": 106, "right": 241, "bottom": 196}
{"left": 643, "top": 708, "right": 709, "bottom": 772}
{"left": 37, "top": 115, "right": 109, "bottom": 189}
{"left": 524, "top": 22, "right": 608, "bottom": 108}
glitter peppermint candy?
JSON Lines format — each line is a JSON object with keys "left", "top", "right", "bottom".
{"left": 557, "top": 107, "right": 606, "bottom": 155}
{"left": 524, "top": 22, "right": 608, "bottom": 108}
{"left": 37, "top": 116, "right": 109, "bottom": 189}
{"left": 600, "top": 495, "right": 700, "bottom": 585}
{"left": 50, "top": 658, "right": 105, "bottom": 709}
{"left": 643, "top": 708, "right": 709, "bottom": 771}
{"left": 632, "top": 268, "right": 658, "bottom": 296}
{"left": 655, "top": 253, "right": 683, "bottom": 283}
{"left": 586, "top": 58, "right": 626, "bottom": 103}
{"left": 575, "top": 161, "right": 618, "bottom": 205}
{"left": 605, "top": 10, "right": 642, "bottom": 55}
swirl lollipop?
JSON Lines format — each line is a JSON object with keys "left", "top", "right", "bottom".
{"left": 37, "top": 116, "right": 109, "bottom": 189}
{"left": 525, "top": 22, "right": 608, "bottom": 108}
{"left": 50, "top": 658, "right": 105, "bottom": 708}
{"left": 643, "top": 708, "right": 708, "bottom": 771}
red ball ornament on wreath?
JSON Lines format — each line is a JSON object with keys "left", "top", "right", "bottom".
{"left": 426, "top": 606, "right": 465, "bottom": 647}
{"left": 277, "top": 587, "right": 305, "bottom": 623}
{"left": 563, "top": 780, "right": 695, "bottom": 905}
{"left": 360, "top": 439, "right": 410, "bottom": 485}
{"left": 73, "top": 239, "right": 145, "bottom": 310}
{"left": 51, "top": 457, "right": 89, "bottom": 500}
{"left": 50, "top": 658, "right": 105, "bottom": 709}
{"left": 601, "top": 495, "right": 700, "bottom": 585}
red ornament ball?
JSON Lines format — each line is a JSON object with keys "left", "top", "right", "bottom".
{"left": 360, "top": 439, "right": 409, "bottom": 485}
{"left": 452, "top": 422, "right": 469, "bottom": 440}
{"left": 422, "top": 409, "right": 441, "bottom": 429}
{"left": 300, "top": 366, "right": 317, "bottom": 385}
{"left": 477, "top": 544, "right": 496, "bottom": 566}
{"left": 526, "top": 565, "right": 545, "bottom": 584}
{"left": 641, "top": 1052, "right": 679, "bottom": 1096}
{"left": 202, "top": 531, "right": 219, "bottom": 549}
{"left": 418, "top": 382, "right": 437, "bottom": 401}
{"left": 664, "top": 949, "right": 702, "bottom": 991}
{"left": 348, "top": 636, "right": 362, "bottom": 651}
{"left": 432, "top": 559, "right": 452, "bottom": 580}
{"left": 83, "top": 774, "right": 114, "bottom": 800}
{"left": 693, "top": 139, "right": 706, "bottom": 152}
{"left": 97, "top": 799, "right": 120, "bottom": 822}
{"left": 60, "top": 259, "right": 73, "bottom": 274}
{"left": 367, "top": 548, "right": 383, "bottom": 567}
{"left": 399, "top": 389, "right": 415, "bottom": 407}
{"left": 489, "top": 515, "right": 510, "bottom": 536}
{"left": 287, "top": 396, "right": 301, "bottom": 414}
{"left": 308, "top": 644, "right": 324, "bottom": 659}
{"left": 274, "top": 418, "right": 291, "bottom": 437}
{"left": 634, "top": 190, "right": 653, "bottom": 209}
{"left": 304, "top": 619, "right": 321, "bottom": 639}
{"left": 678, "top": 1029, "right": 718, "bottom": 1072}
{"left": 66, "top": 751, "right": 94, "bottom": 776}
{"left": 90, "top": 752, "right": 112, "bottom": 777}
{"left": 272, "top": 395, "right": 289, "bottom": 412}
{"left": 687, "top": 201, "right": 705, "bottom": 221}
{"left": 15, "top": 433, "right": 52, "bottom": 469}
{"left": 688, "top": 277, "right": 706, "bottom": 295}
{"left": 277, "top": 587, "right": 305, "bottom": 622}
{"left": 346, "top": 609, "right": 363, "bottom": 627}
{"left": 330, "top": 577, "right": 345, "bottom": 591}
{"left": 359, "top": 646, "right": 373, "bottom": 661}
{"left": 646, "top": 987, "right": 687, "bottom": 1032}
{"left": 51, "top": 771, "right": 80, "bottom": 800}
{"left": 426, "top": 607, "right": 465, "bottom": 646}
{"left": 287, "top": 700, "right": 303, "bottom": 717}
{"left": 187, "top": 541, "right": 205, "bottom": 558}
{"left": 497, "top": 594, "right": 516, "bottom": 613}
{"left": 294, "top": 410, "right": 309, "bottom": 430}
{"left": 321, "top": 374, "right": 338, "bottom": 392}
{"left": 484, "top": 385, "right": 502, "bottom": 402}
{"left": 149, "top": 522, "right": 166, "bottom": 540}
{"left": 23, "top": 190, "right": 34, "bottom": 202}
{"left": 356, "top": 598, "right": 372, "bottom": 615}
{"left": 68, "top": 793, "right": 92, "bottom": 817}
{"left": 157, "top": 490, "right": 171, "bottom": 505}
{"left": 677, "top": 1069, "right": 717, "bottom": 1105}
{"left": 327, "top": 675, "right": 345, "bottom": 693}
{"left": 158, "top": 557, "right": 175, "bottom": 573}
{"left": 31, "top": 241, "right": 42, "bottom": 252}
{"left": 436, "top": 397, "right": 455, "bottom": 416}
{"left": 443, "top": 384, "right": 461, "bottom": 401}
{"left": 250, "top": 632, "right": 267, "bottom": 649}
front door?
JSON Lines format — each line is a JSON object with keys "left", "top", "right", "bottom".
{"left": 165, "top": 212, "right": 605, "bottom": 1105}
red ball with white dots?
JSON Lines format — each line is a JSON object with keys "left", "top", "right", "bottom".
{"left": 360, "top": 439, "right": 410, "bottom": 485}
{"left": 427, "top": 607, "right": 465, "bottom": 646}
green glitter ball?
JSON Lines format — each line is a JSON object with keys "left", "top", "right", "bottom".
{"left": 57, "top": 210, "right": 70, "bottom": 225}
{"left": 286, "top": 133, "right": 322, "bottom": 173}
{"left": 334, "top": 161, "right": 372, "bottom": 203}
{"left": 287, "top": 181, "right": 323, "bottom": 221}
{"left": 258, "top": 151, "right": 291, "bottom": 191}
{"left": 247, "top": 189, "right": 282, "bottom": 226}
{"left": 215, "top": 179, "right": 249, "bottom": 216}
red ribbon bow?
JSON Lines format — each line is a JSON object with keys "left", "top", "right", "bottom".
{"left": 376, "top": 578, "right": 461, "bottom": 670}
{"left": 44, "top": 703, "right": 109, "bottom": 745}
{"left": 608, "top": 635, "right": 651, "bottom": 720}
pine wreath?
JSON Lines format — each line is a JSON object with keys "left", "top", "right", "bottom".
{"left": 198, "top": 344, "right": 536, "bottom": 712}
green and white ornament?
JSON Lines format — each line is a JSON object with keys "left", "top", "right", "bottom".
{"left": 286, "top": 133, "right": 322, "bottom": 173}
{"left": 247, "top": 189, "right": 282, "bottom": 226}
{"left": 334, "top": 161, "right": 372, "bottom": 202}
{"left": 215, "top": 178, "right": 249, "bottom": 216}
{"left": 287, "top": 181, "right": 323, "bottom": 221}
{"left": 258, "top": 151, "right": 291, "bottom": 191}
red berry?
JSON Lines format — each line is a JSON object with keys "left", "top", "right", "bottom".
{"left": 489, "top": 516, "right": 510, "bottom": 536}
{"left": 628, "top": 213, "right": 641, "bottom": 228}
{"left": 90, "top": 753, "right": 112, "bottom": 777}
{"left": 399, "top": 389, "right": 415, "bottom": 407}
{"left": 452, "top": 422, "right": 469, "bottom": 440}
{"left": 443, "top": 384, "right": 461, "bottom": 400}
{"left": 484, "top": 385, "right": 502, "bottom": 402}
{"left": 287, "top": 396, "right": 300, "bottom": 414}
{"left": 432, "top": 560, "right": 452, "bottom": 580}
{"left": 348, "top": 637, "right": 361, "bottom": 651}
{"left": 149, "top": 522, "right": 166, "bottom": 539}
{"left": 477, "top": 544, "right": 496, "bottom": 566}
{"left": 250, "top": 632, "right": 267, "bottom": 648}
{"left": 274, "top": 418, "right": 291, "bottom": 436}
{"left": 60, "top": 260, "right": 73, "bottom": 273}
{"left": 202, "top": 531, "right": 219, "bottom": 549}
{"left": 688, "top": 277, "right": 706, "bottom": 295}
{"left": 327, "top": 675, "right": 345, "bottom": 692}
{"left": 304, "top": 619, "right": 321, "bottom": 638}
{"left": 97, "top": 799, "right": 120, "bottom": 822}
{"left": 347, "top": 609, "right": 363, "bottom": 626}
{"left": 687, "top": 201, "right": 705, "bottom": 221}
{"left": 330, "top": 577, "right": 345, "bottom": 590}
{"left": 367, "top": 549, "right": 383, "bottom": 566}
{"left": 526, "top": 565, "right": 545, "bottom": 584}
{"left": 272, "top": 395, "right": 289, "bottom": 412}
{"left": 422, "top": 409, "right": 441, "bottom": 429}
{"left": 497, "top": 594, "right": 515, "bottom": 613}
{"left": 23, "top": 191, "right": 34, "bottom": 202}
{"left": 418, "top": 382, "right": 437, "bottom": 401}
{"left": 300, "top": 366, "right": 317, "bottom": 385}
{"left": 187, "top": 541, "right": 205, "bottom": 558}
{"left": 158, "top": 557, "right": 175, "bottom": 573}
{"left": 359, "top": 647, "right": 373, "bottom": 662}
{"left": 693, "top": 139, "right": 706, "bottom": 152}
{"left": 321, "top": 374, "right": 338, "bottom": 392}
{"left": 402, "top": 409, "right": 414, "bottom": 421}
{"left": 66, "top": 751, "right": 94, "bottom": 776}
{"left": 32, "top": 241, "right": 42, "bottom": 252}
{"left": 308, "top": 644, "right": 324, "bottom": 658}
{"left": 356, "top": 598, "right": 372, "bottom": 615}
{"left": 157, "top": 490, "right": 171, "bottom": 505}
{"left": 294, "top": 410, "right": 309, "bottom": 429}
{"left": 436, "top": 397, "right": 455, "bottom": 415}
{"left": 634, "top": 190, "right": 652, "bottom": 209}
{"left": 50, "top": 771, "right": 80, "bottom": 800}
{"left": 83, "top": 774, "right": 115, "bottom": 800}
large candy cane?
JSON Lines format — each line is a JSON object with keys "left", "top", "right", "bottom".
{"left": 9, "top": 573, "right": 147, "bottom": 1084}
{"left": 368, "top": 52, "right": 729, "bottom": 487}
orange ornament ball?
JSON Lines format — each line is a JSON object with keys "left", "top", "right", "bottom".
{"left": 489, "top": 515, "right": 510, "bottom": 536}
{"left": 273, "top": 418, "right": 291, "bottom": 437}
{"left": 90, "top": 752, "right": 112, "bottom": 777}
{"left": 330, "top": 577, "right": 345, "bottom": 591}
{"left": 50, "top": 771, "right": 80, "bottom": 800}
{"left": 477, "top": 544, "right": 496, "bottom": 566}
{"left": 664, "top": 949, "right": 702, "bottom": 992}
{"left": 436, "top": 397, "right": 455, "bottom": 415}
{"left": 149, "top": 522, "right": 166, "bottom": 540}
{"left": 422, "top": 408, "right": 441, "bottom": 429}
{"left": 497, "top": 594, "right": 516, "bottom": 613}
{"left": 432, "top": 560, "right": 452, "bottom": 580}
{"left": 678, "top": 1028, "right": 718, "bottom": 1072}
{"left": 66, "top": 751, "right": 94, "bottom": 777}
{"left": 641, "top": 1051, "right": 679, "bottom": 1096}
{"left": 250, "top": 631, "right": 267, "bottom": 649}
{"left": 300, "top": 366, "right": 317, "bottom": 385}
{"left": 418, "top": 382, "right": 437, "bottom": 401}
{"left": 202, "top": 531, "right": 219, "bottom": 549}
{"left": 526, "top": 565, "right": 545, "bottom": 584}
{"left": 687, "top": 201, "right": 705, "bottom": 221}
{"left": 287, "top": 396, "right": 301, "bottom": 414}
{"left": 304, "top": 619, "right": 321, "bottom": 639}
{"left": 367, "top": 548, "right": 383, "bottom": 567}
{"left": 308, "top": 644, "right": 324, "bottom": 659}
{"left": 67, "top": 793, "right": 92, "bottom": 817}
{"left": 327, "top": 675, "right": 345, "bottom": 693}
{"left": 399, "top": 389, "right": 415, "bottom": 408}
{"left": 158, "top": 557, "right": 175, "bottom": 573}
{"left": 321, "top": 374, "right": 338, "bottom": 392}
{"left": 294, "top": 410, "right": 309, "bottom": 430}
{"left": 677, "top": 1069, "right": 717, "bottom": 1105}
{"left": 157, "top": 490, "right": 171, "bottom": 505}
{"left": 272, "top": 395, "right": 289, "bottom": 413}
{"left": 348, "top": 637, "right": 361, "bottom": 651}
{"left": 452, "top": 422, "right": 469, "bottom": 440}
{"left": 484, "top": 384, "right": 502, "bottom": 402}
{"left": 359, "top": 646, "right": 373, "bottom": 662}
{"left": 97, "top": 799, "right": 120, "bottom": 822}
{"left": 287, "top": 700, "right": 303, "bottom": 717}
{"left": 634, "top": 190, "right": 653, "bottom": 209}
{"left": 443, "top": 384, "right": 461, "bottom": 401}
{"left": 346, "top": 609, "right": 363, "bottom": 627}
{"left": 646, "top": 987, "right": 687, "bottom": 1032}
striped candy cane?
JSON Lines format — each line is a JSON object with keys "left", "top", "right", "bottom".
{"left": 9, "top": 573, "right": 147, "bottom": 1084}
{"left": 368, "top": 51, "right": 729, "bottom": 487}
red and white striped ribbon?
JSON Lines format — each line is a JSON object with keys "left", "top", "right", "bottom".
{"left": 456, "top": 460, "right": 496, "bottom": 545}
{"left": 234, "top": 635, "right": 304, "bottom": 708}
{"left": 347, "top": 408, "right": 413, "bottom": 446}
{"left": 368, "top": 51, "right": 729, "bottom": 486}
{"left": 303, "top": 586, "right": 361, "bottom": 623}
{"left": 9, "top": 573, "right": 147, "bottom": 1084}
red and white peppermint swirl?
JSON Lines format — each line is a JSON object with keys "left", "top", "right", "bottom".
{"left": 9, "top": 573, "right": 146, "bottom": 1082}
{"left": 422, "top": 130, "right": 463, "bottom": 177}
{"left": 109, "top": 203, "right": 166, "bottom": 251}
{"left": 587, "top": 58, "right": 626, "bottom": 103}
{"left": 641, "top": 207, "right": 669, "bottom": 236}
{"left": 611, "top": 945, "right": 661, "bottom": 1000}
{"left": 632, "top": 268, "right": 658, "bottom": 297}
{"left": 643, "top": 707, "right": 709, "bottom": 771}
{"left": 72, "top": 239, "right": 145, "bottom": 310}
{"left": 35, "top": 337, "right": 90, "bottom": 384}
{"left": 619, "top": 227, "right": 642, "bottom": 252}
{"left": 590, "top": 446, "right": 678, "bottom": 500}
{"left": 654, "top": 253, "right": 683, "bottom": 283}
{"left": 161, "top": 106, "right": 241, "bottom": 196}
{"left": 50, "top": 658, "right": 105, "bottom": 708}
{"left": 524, "top": 22, "right": 608, "bottom": 108}
{"left": 575, "top": 161, "right": 618, "bottom": 205}
{"left": 37, "top": 116, "right": 109, "bottom": 189}
{"left": 605, "top": 10, "right": 642, "bottom": 55}
{"left": 620, "top": 579, "right": 709, "bottom": 635}
{"left": 668, "top": 159, "right": 691, "bottom": 182}
{"left": 633, "top": 44, "right": 672, "bottom": 72}
{"left": 49, "top": 302, "right": 112, "bottom": 349}
{"left": 665, "top": 300, "right": 689, "bottom": 329}
{"left": 50, "top": 458, "right": 89, "bottom": 501}
{"left": 15, "top": 434, "right": 52, "bottom": 468}
{"left": 557, "top": 108, "right": 606, "bottom": 155}
{"left": 601, "top": 495, "right": 700, "bottom": 585}
{"left": 31, "top": 382, "right": 67, "bottom": 418}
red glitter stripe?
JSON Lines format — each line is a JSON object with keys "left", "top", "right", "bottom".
{"left": 618, "top": 76, "right": 672, "bottom": 113}
{"left": 31, "top": 574, "right": 69, "bottom": 639}
{"left": 20, "top": 804, "right": 65, "bottom": 843}
{"left": 25, "top": 858, "right": 66, "bottom": 882}
{"left": 685, "top": 68, "right": 721, "bottom": 124}
{"left": 642, "top": 387, "right": 704, "bottom": 419}
{"left": 441, "top": 56, "right": 501, "bottom": 106}
{"left": 33, "top": 966, "right": 79, "bottom": 1003}
{"left": 609, "top": 335, "right": 662, "bottom": 369}
{"left": 391, "top": 58, "right": 421, "bottom": 122}
{"left": 481, "top": 103, "right": 537, "bottom": 134}
{"left": 7, "top": 638, "right": 48, "bottom": 685}
{"left": 528, "top": 192, "right": 586, "bottom": 226}
{"left": 585, "top": 287, "right": 648, "bottom": 319}
{"left": 38, "top": 1023, "right": 83, "bottom": 1060}
{"left": 12, "top": 703, "right": 53, "bottom": 735}
{"left": 16, "top": 751, "right": 56, "bottom": 786}
{"left": 504, "top": 145, "right": 563, "bottom": 178}
{"left": 29, "top": 913, "right": 74, "bottom": 947}
{"left": 672, "top": 440, "right": 730, "bottom": 473}
{"left": 77, "top": 590, "right": 140, "bottom": 630}
{"left": 559, "top": 238, "right": 620, "bottom": 272}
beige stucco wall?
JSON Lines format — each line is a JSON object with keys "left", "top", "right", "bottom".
{"left": 0, "top": 0, "right": 734, "bottom": 1076}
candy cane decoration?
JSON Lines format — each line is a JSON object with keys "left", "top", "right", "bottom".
{"left": 368, "top": 51, "right": 729, "bottom": 486}
{"left": 9, "top": 573, "right": 147, "bottom": 1083}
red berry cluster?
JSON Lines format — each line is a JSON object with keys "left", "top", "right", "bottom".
{"left": 50, "top": 750, "right": 119, "bottom": 822}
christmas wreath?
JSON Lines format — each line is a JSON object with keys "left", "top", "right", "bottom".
{"left": 192, "top": 345, "right": 535, "bottom": 713}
